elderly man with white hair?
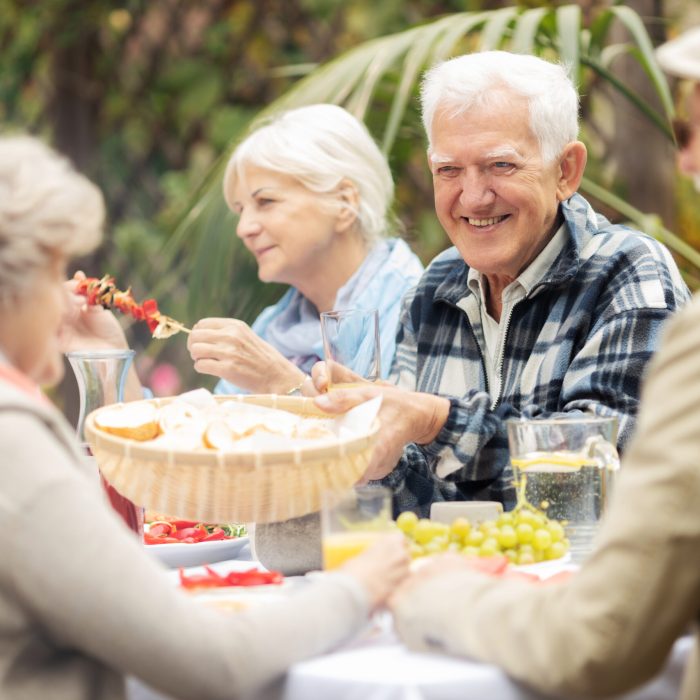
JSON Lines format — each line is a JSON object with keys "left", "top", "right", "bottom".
{"left": 314, "top": 50, "right": 689, "bottom": 514}
{"left": 385, "top": 33, "right": 700, "bottom": 700}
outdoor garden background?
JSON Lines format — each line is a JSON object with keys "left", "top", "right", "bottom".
{"left": 2, "top": 0, "right": 699, "bottom": 417}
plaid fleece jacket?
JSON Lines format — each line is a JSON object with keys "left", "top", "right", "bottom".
{"left": 380, "top": 193, "right": 690, "bottom": 515}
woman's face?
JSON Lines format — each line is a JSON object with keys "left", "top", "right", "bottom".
{"left": 230, "top": 165, "right": 343, "bottom": 286}
{"left": 0, "top": 254, "right": 69, "bottom": 384}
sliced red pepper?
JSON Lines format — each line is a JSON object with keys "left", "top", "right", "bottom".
{"left": 179, "top": 569, "right": 220, "bottom": 589}
{"left": 171, "top": 519, "right": 199, "bottom": 530}
{"left": 144, "top": 533, "right": 179, "bottom": 545}
{"left": 147, "top": 522, "right": 175, "bottom": 537}
{"left": 201, "top": 527, "right": 226, "bottom": 542}
{"left": 174, "top": 526, "right": 207, "bottom": 542}
{"left": 224, "top": 569, "right": 283, "bottom": 586}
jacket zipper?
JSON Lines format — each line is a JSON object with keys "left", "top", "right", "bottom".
{"left": 491, "top": 297, "right": 523, "bottom": 410}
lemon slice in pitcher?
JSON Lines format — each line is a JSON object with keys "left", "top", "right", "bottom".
{"left": 511, "top": 451, "right": 598, "bottom": 472}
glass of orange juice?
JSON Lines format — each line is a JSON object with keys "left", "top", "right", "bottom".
{"left": 321, "top": 486, "right": 392, "bottom": 569}
{"left": 320, "top": 308, "right": 380, "bottom": 389}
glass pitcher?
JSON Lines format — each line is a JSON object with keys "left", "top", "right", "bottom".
{"left": 66, "top": 349, "right": 144, "bottom": 536}
{"left": 506, "top": 416, "right": 620, "bottom": 564}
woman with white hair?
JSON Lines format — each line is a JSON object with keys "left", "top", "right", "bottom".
{"left": 187, "top": 103, "right": 424, "bottom": 395}
{"left": 0, "top": 134, "right": 409, "bottom": 700}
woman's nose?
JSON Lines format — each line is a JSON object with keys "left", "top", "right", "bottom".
{"left": 235, "top": 209, "right": 262, "bottom": 239}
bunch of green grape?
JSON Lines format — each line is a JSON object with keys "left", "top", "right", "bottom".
{"left": 395, "top": 508, "right": 569, "bottom": 565}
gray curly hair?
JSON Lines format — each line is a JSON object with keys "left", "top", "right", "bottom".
{"left": 0, "top": 135, "right": 104, "bottom": 304}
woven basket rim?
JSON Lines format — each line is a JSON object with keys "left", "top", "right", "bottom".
{"left": 84, "top": 394, "right": 379, "bottom": 466}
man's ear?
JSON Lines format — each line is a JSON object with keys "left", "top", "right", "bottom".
{"left": 556, "top": 141, "right": 587, "bottom": 201}
{"left": 335, "top": 179, "right": 360, "bottom": 233}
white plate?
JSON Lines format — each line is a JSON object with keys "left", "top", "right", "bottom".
{"left": 145, "top": 536, "right": 250, "bottom": 569}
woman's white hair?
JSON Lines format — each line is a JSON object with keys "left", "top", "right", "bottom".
{"left": 0, "top": 135, "right": 104, "bottom": 303}
{"left": 223, "top": 104, "right": 394, "bottom": 245}
{"left": 420, "top": 51, "right": 580, "bottom": 163}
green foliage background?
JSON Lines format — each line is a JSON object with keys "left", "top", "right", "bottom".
{"left": 1, "top": 0, "right": 699, "bottom": 392}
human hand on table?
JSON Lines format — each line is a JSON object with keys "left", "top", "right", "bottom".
{"left": 188, "top": 318, "right": 309, "bottom": 394}
{"left": 311, "top": 361, "right": 450, "bottom": 482}
{"left": 340, "top": 532, "right": 410, "bottom": 610}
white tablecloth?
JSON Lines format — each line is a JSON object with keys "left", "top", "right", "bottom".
{"left": 128, "top": 550, "right": 691, "bottom": 700}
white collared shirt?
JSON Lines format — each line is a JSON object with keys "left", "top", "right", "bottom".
{"left": 467, "top": 223, "right": 567, "bottom": 399}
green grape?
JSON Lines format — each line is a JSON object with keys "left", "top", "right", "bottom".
{"left": 497, "top": 512, "right": 515, "bottom": 526}
{"left": 433, "top": 521, "right": 450, "bottom": 539}
{"left": 449, "top": 517, "right": 471, "bottom": 541}
{"left": 461, "top": 545, "right": 480, "bottom": 558}
{"left": 515, "top": 509, "right": 537, "bottom": 527}
{"left": 547, "top": 521, "right": 565, "bottom": 543}
{"left": 479, "top": 520, "right": 497, "bottom": 534}
{"left": 497, "top": 525, "right": 518, "bottom": 549}
{"left": 396, "top": 511, "right": 419, "bottom": 535}
{"left": 479, "top": 538, "right": 499, "bottom": 557}
{"left": 466, "top": 529, "right": 486, "bottom": 547}
{"left": 545, "top": 541, "right": 567, "bottom": 560}
{"left": 424, "top": 536, "right": 449, "bottom": 555}
{"left": 413, "top": 518, "right": 437, "bottom": 545}
{"left": 532, "top": 528, "right": 553, "bottom": 551}
{"left": 516, "top": 522, "right": 534, "bottom": 544}
{"left": 517, "top": 550, "right": 536, "bottom": 565}
{"left": 504, "top": 548, "right": 518, "bottom": 563}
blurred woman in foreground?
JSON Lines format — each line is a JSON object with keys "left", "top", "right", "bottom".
{"left": 188, "top": 104, "right": 424, "bottom": 395}
{"left": 0, "top": 135, "right": 409, "bottom": 700}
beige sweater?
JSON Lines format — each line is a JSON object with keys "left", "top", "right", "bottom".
{"left": 0, "top": 382, "right": 369, "bottom": 700}
{"left": 394, "top": 294, "right": 700, "bottom": 700}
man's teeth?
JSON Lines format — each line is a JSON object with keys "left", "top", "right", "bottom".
{"left": 467, "top": 216, "right": 506, "bottom": 226}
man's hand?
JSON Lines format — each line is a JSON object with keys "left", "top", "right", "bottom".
{"left": 188, "top": 318, "right": 306, "bottom": 394}
{"left": 311, "top": 362, "right": 450, "bottom": 482}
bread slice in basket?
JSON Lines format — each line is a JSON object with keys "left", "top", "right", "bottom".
{"left": 94, "top": 402, "right": 160, "bottom": 441}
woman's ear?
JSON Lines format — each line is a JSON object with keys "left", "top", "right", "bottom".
{"left": 556, "top": 141, "right": 588, "bottom": 202}
{"left": 335, "top": 179, "right": 360, "bottom": 233}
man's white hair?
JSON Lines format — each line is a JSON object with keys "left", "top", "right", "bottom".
{"left": 0, "top": 136, "right": 104, "bottom": 303}
{"left": 420, "top": 51, "right": 580, "bottom": 163}
{"left": 223, "top": 104, "right": 395, "bottom": 245}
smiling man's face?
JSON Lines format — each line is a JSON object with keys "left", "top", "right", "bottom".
{"left": 429, "top": 96, "right": 569, "bottom": 284}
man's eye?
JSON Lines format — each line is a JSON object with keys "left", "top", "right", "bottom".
{"left": 256, "top": 198, "right": 274, "bottom": 207}
{"left": 436, "top": 166, "right": 459, "bottom": 177}
{"left": 493, "top": 161, "right": 514, "bottom": 170}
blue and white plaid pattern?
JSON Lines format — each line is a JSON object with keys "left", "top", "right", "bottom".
{"left": 379, "top": 193, "right": 690, "bottom": 515}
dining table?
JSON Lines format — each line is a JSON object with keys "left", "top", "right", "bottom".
{"left": 128, "top": 540, "right": 692, "bottom": 700}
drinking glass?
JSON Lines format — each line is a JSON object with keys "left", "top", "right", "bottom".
{"left": 506, "top": 416, "right": 620, "bottom": 564}
{"left": 321, "top": 486, "right": 392, "bottom": 569}
{"left": 320, "top": 308, "right": 380, "bottom": 389}
{"left": 67, "top": 349, "right": 144, "bottom": 537}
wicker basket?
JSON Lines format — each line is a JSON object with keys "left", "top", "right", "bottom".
{"left": 84, "top": 395, "right": 378, "bottom": 524}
